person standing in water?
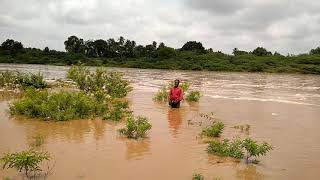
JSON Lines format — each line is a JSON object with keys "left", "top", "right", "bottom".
{"left": 169, "top": 79, "right": 184, "bottom": 108}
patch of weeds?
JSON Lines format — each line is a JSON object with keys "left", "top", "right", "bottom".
{"left": 202, "top": 121, "right": 225, "bottom": 137}
{"left": 207, "top": 139, "right": 244, "bottom": 159}
{"left": 68, "top": 65, "right": 132, "bottom": 98}
{"left": 30, "top": 134, "right": 45, "bottom": 147}
{"left": 192, "top": 173, "right": 204, "bottom": 180}
{"left": 1, "top": 150, "right": 50, "bottom": 176}
{"left": 186, "top": 90, "right": 201, "bottom": 102}
{"left": 242, "top": 138, "right": 273, "bottom": 163}
{"left": 200, "top": 112, "right": 215, "bottom": 121}
{"left": 153, "top": 86, "right": 168, "bottom": 102}
{"left": 118, "top": 116, "right": 152, "bottom": 139}
{"left": 103, "top": 101, "right": 130, "bottom": 121}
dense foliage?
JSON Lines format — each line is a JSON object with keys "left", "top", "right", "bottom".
{"left": 1, "top": 150, "right": 50, "bottom": 176}
{"left": 0, "top": 37, "right": 319, "bottom": 74}
{"left": 0, "top": 71, "right": 47, "bottom": 90}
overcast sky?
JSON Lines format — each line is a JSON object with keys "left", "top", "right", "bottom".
{"left": 1, "top": 0, "right": 319, "bottom": 54}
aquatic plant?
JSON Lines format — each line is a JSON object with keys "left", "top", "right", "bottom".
{"left": 0, "top": 71, "right": 18, "bottom": 89}
{"left": 192, "top": 173, "right": 204, "bottom": 180}
{"left": 207, "top": 139, "right": 244, "bottom": 159}
{"left": 1, "top": 150, "right": 50, "bottom": 176}
{"left": 67, "top": 65, "right": 132, "bottom": 98}
{"left": 153, "top": 86, "right": 168, "bottom": 102}
{"left": 242, "top": 138, "right": 273, "bottom": 163}
{"left": 118, "top": 116, "right": 152, "bottom": 139}
{"left": 30, "top": 134, "right": 45, "bottom": 147}
{"left": 186, "top": 90, "right": 201, "bottom": 102}
{"left": 202, "top": 121, "right": 225, "bottom": 137}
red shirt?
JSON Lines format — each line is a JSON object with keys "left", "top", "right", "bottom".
{"left": 169, "top": 87, "right": 183, "bottom": 102}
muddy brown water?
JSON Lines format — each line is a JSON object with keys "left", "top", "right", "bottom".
{"left": 0, "top": 64, "right": 320, "bottom": 179}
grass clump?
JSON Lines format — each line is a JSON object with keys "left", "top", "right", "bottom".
{"left": 192, "top": 173, "right": 204, "bottom": 180}
{"left": 242, "top": 138, "right": 273, "bottom": 163}
{"left": 1, "top": 150, "right": 50, "bottom": 176}
{"left": 67, "top": 65, "right": 132, "bottom": 98}
{"left": 207, "top": 139, "right": 244, "bottom": 159}
{"left": 202, "top": 121, "right": 225, "bottom": 137}
{"left": 10, "top": 89, "right": 104, "bottom": 121}
{"left": 118, "top": 116, "right": 152, "bottom": 139}
{"left": 153, "top": 86, "right": 168, "bottom": 102}
{"left": 186, "top": 90, "right": 201, "bottom": 102}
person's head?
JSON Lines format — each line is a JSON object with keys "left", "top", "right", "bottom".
{"left": 174, "top": 79, "right": 180, "bottom": 87}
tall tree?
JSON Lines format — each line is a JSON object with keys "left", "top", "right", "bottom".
{"left": 252, "top": 47, "right": 272, "bottom": 56}
{"left": 1, "top": 39, "right": 23, "bottom": 55}
{"left": 64, "top": 36, "right": 85, "bottom": 54}
{"left": 181, "top": 41, "right": 205, "bottom": 53}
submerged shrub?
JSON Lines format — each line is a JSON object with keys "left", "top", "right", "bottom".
{"left": 67, "top": 65, "right": 132, "bottom": 98}
{"left": 207, "top": 139, "right": 244, "bottom": 159}
{"left": 192, "top": 173, "right": 204, "bottom": 180}
{"left": 242, "top": 138, "right": 273, "bottom": 163}
{"left": 0, "top": 71, "right": 47, "bottom": 90}
{"left": 186, "top": 90, "right": 201, "bottom": 102}
{"left": 30, "top": 134, "right": 45, "bottom": 147}
{"left": 1, "top": 150, "right": 50, "bottom": 176}
{"left": 202, "top": 121, "right": 224, "bottom": 137}
{"left": 153, "top": 86, "right": 168, "bottom": 102}
{"left": 103, "top": 101, "right": 130, "bottom": 121}
{"left": 10, "top": 89, "right": 103, "bottom": 121}
{"left": 118, "top": 116, "right": 152, "bottom": 139}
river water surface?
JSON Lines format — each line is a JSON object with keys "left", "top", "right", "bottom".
{"left": 0, "top": 64, "right": 319, "bottom": 180}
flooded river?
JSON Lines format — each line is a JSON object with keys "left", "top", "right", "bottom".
{"left": 0, "top": 64, "right": 320, "bottom": 180}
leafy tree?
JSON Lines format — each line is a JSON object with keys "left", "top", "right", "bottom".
{"left": 181, "top": 41, "right": 205, "bottom": 53}
{"left": 310, "top": 47, "right": 320, "bottom": 55}
{"left": 1, "top": 39, "right": 23, "bottom": 55}
{"left": 43, "top": 47, "right": 49, "bottom": 53}
{"left": 64, "top": 35, "right": 85, "bottom": 54}
{"left": 252, "top": 47, "right": 272, "bottom": 56}
{"left": 157, "top": 47, "right": 176, "bottom": 59}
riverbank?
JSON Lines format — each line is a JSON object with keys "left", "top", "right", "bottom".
{"left": 1, "top": 49, "right": 320, "bottom": 74}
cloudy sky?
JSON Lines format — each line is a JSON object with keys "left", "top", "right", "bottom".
{"left": 0, "top": 0, "right": 319, "bottom": 54}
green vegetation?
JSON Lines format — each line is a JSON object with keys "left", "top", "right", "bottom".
{"left": 1, "top": 37, "right": 320, "bottom": 74}
{"left": 153, "top": 86, "right": 168, "bottom": 102}
{"left": 1, "top": 150, "right": 50, "bottom": 176}
{"left": 186, "top": 90, "right": 201, "bottom": 102}
{"left": 0, "top": 71, "right": 47, "bottom": 90}
{"left": 207, "top": 138, "right": 273, "bottom": 163}
{"left": 202, "top": 122, "right": 225, "bottom": 137}
{"left": 207, "top": 139, "right": 244, "bottom": 159}
{"left": 30, "top": 134, "right": 45, "bottom": 147}
{"left": 103, "top": 101, "right": 130, "bottom": 121}
{"left": 10, "top": 89, "right": 105, "bottom": 121}
{"left": 242, "top": 138, "right": 273, "bottom": 163}
{"left": 118, "top": 116, "right": 152, "bottom": 139}
{"left": 67, "top": 65, "right": 132, "bottom": 98}
{"left": 192, "top": 173, "right": 204, "bottom": 180}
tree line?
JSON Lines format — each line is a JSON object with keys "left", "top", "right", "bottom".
{"left": 0, "top": 36, "right": 319, "bottom": 74}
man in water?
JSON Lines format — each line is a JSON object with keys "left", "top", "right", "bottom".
{"left": 169, "top": 79, "right": 184, "bottom": 108}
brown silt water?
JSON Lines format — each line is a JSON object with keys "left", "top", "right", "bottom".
{"left": 0, "top": 64, "right": 320, "bottom": 179}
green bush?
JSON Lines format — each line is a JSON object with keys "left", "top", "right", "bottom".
{"left": 186, "top": 90, "right": 201, "bottom": 102}
{"left": 0, "top": 71, "right": 18, "bottom": 89}
{"left": 202, "top": 121, "right": 224, "bottom": 137}
{"left": 207, "top": 139, "right": 244, "bottom": 159}
{"left": 10, "top": 89, "right": 103, "bottom": 121}
{"left": 1, "top": 150, "right": 50, "bottom": 176}
{"left": 153, "top": 86, "right": 168, "bottom": 102}
{"left": 67, "top": 65, "right": 132, "bottom": 98}
{"left": 242, "top": 138, "right": 273, "bottom": 163}
{"left": 118, "top": 116, "right": 152, "bottom": 139}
